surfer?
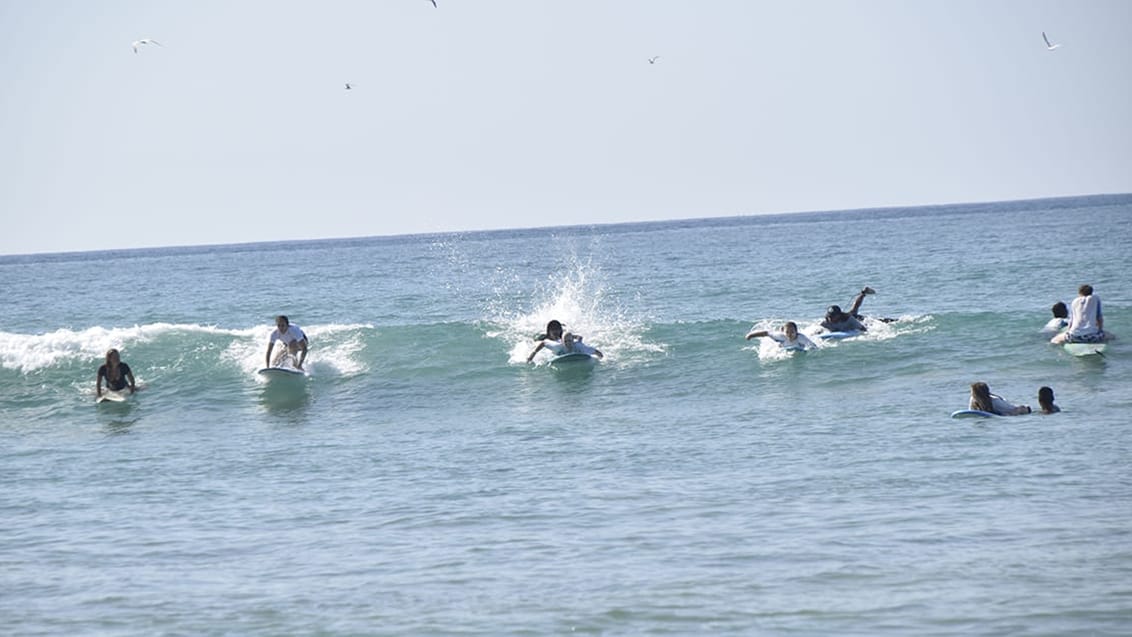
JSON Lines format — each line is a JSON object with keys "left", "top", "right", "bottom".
{"left": 526, "top": 319, "right": 603, "bottom": 362}
{"left": 96, "top": 348, "right": 136, "bottom": 398}
{"left": 745, "top": 321, "right": 817, "bottom": 351}
{"left": 266, "top": 315, "right": 309, "bottom": 370}
{"left": 1050, "top": 284, "right": 1106, "bottom": 344}
{"left": 820, "top": 286, "right": 875, "bottom": 332}
{"left": 969, "top": 382, "right": 1031, "bottom": 416}
{"left": 1037, "top": 386, "right": 1060, "bottom": 414}
{"left": 1042, "top": 301, "right": 1069, "bottom": 333}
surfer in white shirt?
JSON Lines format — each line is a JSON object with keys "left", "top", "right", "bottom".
{"left": 1050, "top": 284, "right": 1106, "bottom": 344}
{"left": 969, "top": 382, "right": 1031, "bottom": 416}
{"left": 745, "top": 321, "right": 817, "bottom": 351}
{"left": 266, "top": 315, "right": 309, "bottom": 370}
{"left": 526, "top": 319, "right": 603, "bottom": 362}
{"left": 1042, "top": 301, "right": 1069, "bottom": 333}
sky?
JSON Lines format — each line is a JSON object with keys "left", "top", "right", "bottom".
{"left": 1, "top": 1, "right": 1129, "bottom": 255}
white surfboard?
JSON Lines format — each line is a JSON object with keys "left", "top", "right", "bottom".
{"left": 257, "top": 366, "right": 309, "bottom": 378}
{"left": 1063, "top": 342, "right": 1106, "bottom": 357}
{"left": 549, "top": 352, "right": 598, "bottom": 365}
{"left": 816, "top": 330, "right": 862, "bottom": 341}
{"left": 96, "top": 390, "right": 130, "bottom": 404}
{"left": 951, "top": 409, "right": 997, "bottom": 419}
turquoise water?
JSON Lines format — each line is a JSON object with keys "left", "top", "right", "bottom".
{"left": 2, "top": 195, "right": 1131, "bottom": 635}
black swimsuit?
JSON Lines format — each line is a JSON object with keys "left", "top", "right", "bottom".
{"left": 99, "top": 362, "right": 132, "bottom": 391}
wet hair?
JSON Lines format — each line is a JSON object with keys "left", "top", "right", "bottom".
{"left": 1051, "top": 302, "right": 1068, "bottom": 319}
{"left": 826, "top": 305, "right": 843, "bottom": 319}
{"left": 784, "top": 321, "right": 798, "bottom": 331}
{"left": 1038, "top": 386, "right": 1056, "bottom": 411}
{"left": 1078, "top": 284, "right": 1093, "bottom": 296}
{"left": 276, "top": 315, "right": 289, "bottom": 324}
{"left": 105, "top": 349, "right": 120, "bottom": 365}
{"left": 970, "top": 382, "right": 995, "bottom": 413}
{"left": 535, "top": 319, "right": 563, "bottom": 341}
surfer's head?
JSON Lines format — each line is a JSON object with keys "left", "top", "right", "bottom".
{"left": 1078, "top": 284, "right": 1093, "bottom": 297}
{"left": 825, "top": 305, "right": 844, "bottom": 320}
{"left": 275, "top": 315, "right": 290, "bottom": 331}
{"left": 1038, "top": 386, "right": 1056, "bottom": 410}
{"left": 1051, "top": 302, "right": 1068, "bottom": 319}
{"left": 545, "top": 320, "right": 563, "bottom": 339}
{"left": 970, "top": 382, "right": 994, "bottom": 412}
{"left": 105, "top": 348, "right": 120, "bottom": 366}
{"left": 784, "top": 321, "right": 799, "bottom": 339}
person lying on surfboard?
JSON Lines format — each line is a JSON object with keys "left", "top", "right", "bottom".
{"left": 96, "top": 348, "right": 136, "bottom": 398}
{"left": 820, "top": 286, "right": 875, "bottom": 332}
{"left": 526, "top": 319, "right": 603, "bottom": 362}
{"left": 1042, "top": 301, "right": 1069, "bottom": 333}
{"left": 745, "top": 321, "right": 817, "bottom": 351}
{"left": 969, "top": 382, "right": 1031, "bottom": 415}
{"left": 266, "top": 315, "right": 309, "bottom": 370}
{"left": 1050, "top": 284, "right": 1107, "bottom": 344}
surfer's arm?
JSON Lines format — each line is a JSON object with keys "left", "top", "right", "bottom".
{"left": 526, "top": 341, "right": 546, "bottom": 363}
{"left": 297, "top": 338, "right": 308, "bottom": 369}
{"left": 126, "top": 369, "right": 136, "bottom": 393}
{"left": 95, "top": 371, "right": 104, "bottom": 397}
{"left": 265, "top": 341, "right": 275, "bottom": 368}
{"left": 745, "top": 329, "right": 769, "bottom": 340}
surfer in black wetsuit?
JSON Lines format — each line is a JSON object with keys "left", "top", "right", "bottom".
{"left": 820, "top": 287, "right": 875, "bottom": 332}
{"left": 96, "top": 348, "right": 136, "bottom": 398}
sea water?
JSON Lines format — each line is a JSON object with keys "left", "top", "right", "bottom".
{"left": 2, "top": 195, "right": 1130, "bottom": 635}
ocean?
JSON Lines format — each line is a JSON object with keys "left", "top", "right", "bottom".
{"left": 2, "top": 195, "right": 1131, "bottom": 635}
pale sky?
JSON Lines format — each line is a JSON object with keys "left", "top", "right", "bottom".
{"left": 1, "top": 1, "right": 1129, "bottom": 255}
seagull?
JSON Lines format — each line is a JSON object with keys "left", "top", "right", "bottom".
{"left": 648, "top": 56, "right": 660, "bottom": 64}
{"left": 132, "top": 38, "right": 162, "bottom": 53}
{"left": 1042, "top": 31, "right": 1061, "bottom": 50}
{"left": 345, "top": 83, "right": 352, "bottom": 90}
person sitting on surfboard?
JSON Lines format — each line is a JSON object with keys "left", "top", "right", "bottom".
{"left": 820, "top": 286, "right": 875, "bottom": 333}
{"left": 1037, "top": 386, "right": 1060, "bottom": 414}
{"left": 266, "top": 315, "right": 309, "bottom": 370}
{"left": 1050, "top": 284, "right": 1106, "bottom": 344}
{"left": 745, "top": 321, "right": 817, "bottom": 351}
{"left": 526, "top": 319, "right": 603, "bottom": 362}
{"left": 1042, "top": 301, "right": 1069, "bottom": 333}
{"left": 96, "top": 348, "right": 136, "bottom": 398}
{"left": 969, "top": 382, "right": 1031, "bottom": 416}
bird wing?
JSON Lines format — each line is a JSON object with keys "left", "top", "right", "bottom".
{"left": 1042, "top": 32, "right": 1052, "bottom": 47}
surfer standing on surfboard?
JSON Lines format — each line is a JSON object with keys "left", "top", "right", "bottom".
{"left": 96, "top": 348, "right": 136, "bottom": 398}
{"left": 266, "top": 315, "right": 309, "bottom": 370}
{"left": 526, "top": 319, "right": 604, "bottom": 363}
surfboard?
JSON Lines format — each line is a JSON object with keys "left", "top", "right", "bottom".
{"left": 1063, "top": 342, "right": 1106, "bottom": 357}
{"left": 96, "top": 390, "right": 130, "bottom": 404}
{"left": 950, "top": 409, "right": 997, "bottom": 419}
{"left": 548, "top": 352, "right": 598, "bottom": 365}
{"left": 257, "top": 366, "right": 309, "bottom": 378}
{"left": 816, "top": 330, "right": 862, "bottom": 340}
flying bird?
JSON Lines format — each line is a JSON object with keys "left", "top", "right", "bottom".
{"left": 1042, "top": 31, "right": 1061, "bottom": 50}
{"left": 132, "top": 38, "right": 162, "bottom": 53}
{"left": 345, "top": 83, "right": 352, "bottom": 90}
{"left": 648, "top": 56, "right": 661, "bottom": 64}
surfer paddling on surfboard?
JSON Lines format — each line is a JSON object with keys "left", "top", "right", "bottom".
{"left": 745, "top": 321, "right": 817, "bottom": 351}
{"left": 96, "top": 348, "right": 136, "bottom": 399}
{"left": 820, "top": 286, "right": 879, "bottom": 333}
{"left": 526, "top": 319, "right": 604, "bottom": 363}
{"left": 969, "top": 382, "right": 1031, "bottom": 416}
{"left": 266, "top": 315, "right": 309, "bottom": 370}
